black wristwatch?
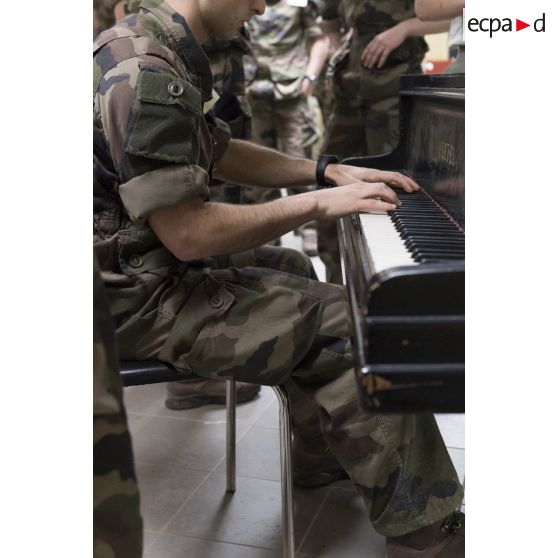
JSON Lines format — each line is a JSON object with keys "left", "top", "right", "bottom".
{"left": 316, "top": 154, "right": 339, "bottom": 188}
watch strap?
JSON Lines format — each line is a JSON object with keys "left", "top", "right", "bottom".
{"left": 316, "top": 154, "right": 339, "bottom": 188}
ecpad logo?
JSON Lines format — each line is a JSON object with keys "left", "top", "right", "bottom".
{"left": 468, "top": 13, "right": 546, "bottom": 38}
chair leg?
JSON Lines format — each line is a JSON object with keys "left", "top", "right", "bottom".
{"left": 226, "top": 380, "right": 236, "bottom": 493}
{"left": 272, "top": 385, "right": 295, "bottom": 558}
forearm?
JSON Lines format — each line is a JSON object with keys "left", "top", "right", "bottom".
{"left": 327, "top": 30, "right": 342, "bottom": 52}
{"left": 149, "top": 195, "right": 319, "bottom": 261}
{"left": 415, "top": 0, "right": 464, "bottom": 21}
{"left": 149, "top": 165, "right": 421, "bottom": 260}
{"left": 215, "top": 139, "right": 317, "bottom": 189}
{"left": 306, "top": 35, "right": 329, "bottom": 78}
{"left": 401, "top": 17, "right": 450, "bottom": 36}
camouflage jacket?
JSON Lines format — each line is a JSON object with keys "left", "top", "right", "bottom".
{"left": 93, "top": 0, "right": 230, "bottom": 285}
{"left": 245, "top": 0, "right": 324, "bottom": 100}
{"left": 204, "top": 30, "right": 253, "bottom": 140}
{"left": 316, "top": 0, "right": 427, "bottom": 101}
{"left": 126, "top": 0, "right": 252, "bottom": 138}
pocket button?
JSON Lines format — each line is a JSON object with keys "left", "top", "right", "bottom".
{"left": 129, "top": 255, "right": 143, "bottom": 268}
{"left": 209, "top": 294, "right": 224, "bottom": 309}
{"left": 168, "top": 81, "right": 184, "bottom": 96}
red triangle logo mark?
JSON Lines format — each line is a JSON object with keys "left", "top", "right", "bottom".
{"left": 516, "top": 19, "right": 530, "bottom": 31}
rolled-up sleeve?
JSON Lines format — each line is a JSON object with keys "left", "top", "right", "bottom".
{"left": 119, "top": 164, "right": 209, "bottom": 225}
{"left": 96, "top": 57, "right": 211, "bottom": 225}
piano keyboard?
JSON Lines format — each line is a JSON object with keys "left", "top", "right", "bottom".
{"left": 359, "top": 189, "right": 465, "bottom": 276}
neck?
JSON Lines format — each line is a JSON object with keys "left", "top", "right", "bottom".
{"left": 165, "top": 0, "right": 209, "bottom": 44}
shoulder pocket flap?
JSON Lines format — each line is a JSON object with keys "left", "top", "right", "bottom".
{"left": 137, "top": 71, "right": 202, "bottom": 115}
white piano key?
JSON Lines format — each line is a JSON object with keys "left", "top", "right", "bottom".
{"left": 358, "top": 212, "right": 418, "bottom": 274}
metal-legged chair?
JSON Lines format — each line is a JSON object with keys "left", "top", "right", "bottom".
{"left": 120, "top": 361, "right": 295, "bottom": 558}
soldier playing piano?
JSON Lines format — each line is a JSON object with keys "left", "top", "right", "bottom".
{"left": 94, "top": 1, "right": 464, "bottom": 556}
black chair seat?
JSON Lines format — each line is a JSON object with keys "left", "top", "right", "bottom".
{"left": 120, "top": 360, "right": 198, "bottom": 387}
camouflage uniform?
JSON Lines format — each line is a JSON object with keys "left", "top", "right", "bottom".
{"left": 93, "top": 0, "right": 462, "bottom": 538}
{"left": 243, "top": 0, "right": 322, "bottom": 230}
{"left": 94, "top": 254, "right": 142, "bottom": 558}
{"left": 316, "top": 0, "right": 427, "bottom": 284}
{"left": 204, "top": 31, "right": 253, "bottom": 205}
{"left": 127, "top": 0, "right": 252, "bottom": 206}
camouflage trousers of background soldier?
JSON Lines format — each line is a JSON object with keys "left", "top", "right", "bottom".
{"left": 243, "top": 95, "right": 321, "bottom": 240}
{"left": 94, "top": 254, "right": 143, "bottom": 558}
{"left": 109, "top": 245, "right": 463, "bottom": 536}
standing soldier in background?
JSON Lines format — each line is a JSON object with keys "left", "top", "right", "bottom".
{"left": 244, "top": 0, "right": 330, "bottom": 256}
{"left": 315, "top": 0, "right": 449, "bottom": 284}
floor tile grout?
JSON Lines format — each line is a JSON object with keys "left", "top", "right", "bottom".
{"left": 159, "top": 470, "right": 213, "bottom": 534}
{"left": 209, "top": 394, "right": 281, "bottom": 473}
{"left": 142, "top": 530, "right": 158, "bottom": 553}
{"left": 149, "top": 529, "right": 284, "bottom": 553}
{"left": 129, "top": 410, "right": 271, "bottom": 426}
{"left": 296, "top": 485, "right": 334, "bottom": 553}
{"left": 134, "top": 460, "right": 220, "bottom": 475}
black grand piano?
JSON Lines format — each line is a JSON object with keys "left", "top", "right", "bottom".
{"left": 337, "top": 73, "right": 464, "bottom": 414}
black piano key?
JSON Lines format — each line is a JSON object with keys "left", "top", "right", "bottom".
{"left": 410, "top": 242, "right": 465, "bottom": 252}
{"left": 395, "top": 222, "right": 454, "bottom": 231}
{"left": 405, "top": 237, "right": 465, "bottom": 246}
{"left": 400, "top": 232, "right": 463, "bottom": 242}
{"left": 421, "top": 255, "right": 465, "bottom": 263}
{"left": 393, "top": 216, "right": 450, "bottom": 223}
{"left": 396, "top": 221, "right": 459, "bottom": 229}
{"left": 399, "top": 226, "right": 461, "bottom": 235}
{"left": 393, "top": 214, "right": 450, "bottom": 221}
{"left": 396, "top": 218, "right": 455, "bottom": 224}
{"left": 415, "top": 250, "right": 465, "bottom": 259}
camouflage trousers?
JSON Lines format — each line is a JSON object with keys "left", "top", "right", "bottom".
{"left": 111, "top": 245, "right": 463, "bottom": 536}
{"left": 94, "top": 255, "right": 143, "bottom": 558}
{"left": 243, "top": 95, "right": 320, "bottom": 233}
{"left": 318, "top": 94, "right": 400, "bottom": 284}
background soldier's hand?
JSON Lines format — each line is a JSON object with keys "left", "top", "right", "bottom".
{"left": 326, "top": 164, "right": 420, "bottom": 193}
{"left": 307, "top": 182, "right": 402, "bottom": 221}
{"left": 360, "top": 23, "right": 408, "bottom": 69}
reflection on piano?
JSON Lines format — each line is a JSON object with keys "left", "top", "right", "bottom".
{"left": 338, "top": 74, "right": 465, "bottom": 413}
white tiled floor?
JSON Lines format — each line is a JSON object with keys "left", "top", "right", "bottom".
{"left": 125, "top": 233, "right": 464, "bottom": 557}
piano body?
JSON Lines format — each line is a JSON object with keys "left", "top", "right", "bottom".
{"left": 338, "top": 74, "right": 465, "bottom": 413}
